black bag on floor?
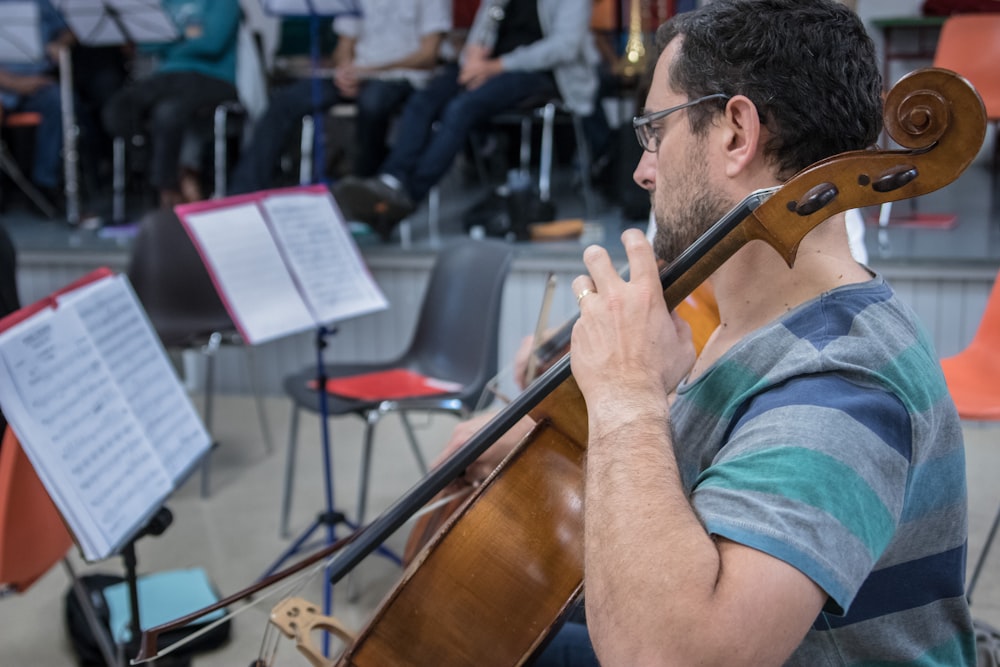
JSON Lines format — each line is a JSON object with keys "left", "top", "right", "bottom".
{"left": 462, "top": 185, "right": 556, "bottom": 241}
{"left": 64, "top": 571, "right": 231, "bottom": 667}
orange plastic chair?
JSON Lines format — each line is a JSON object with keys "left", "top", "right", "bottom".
{"left": 0, "top": 109, "right": 58, "bottom": 218}
{"left": 940, "top": 270, "right": 1000, "bottom": 602}
{"left": 933, "top": 14, "right": 1000, "bottom": 176}
{"left": 0, "top": 427, "right": 74, "bottom": 593}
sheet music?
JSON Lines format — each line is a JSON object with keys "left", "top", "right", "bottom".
{"left": 57, "top": 275, "right": 211, "bottom": 483}
{"left": 0, "top": 2, "right": 43, "bottom": 63}
{"left": 261, "top": 0, "right": 360, "bottom": 17}
{"left": 261, "top": 190, "right": 388, "bottom": 326}
{"left": 54, "top": 0, "right": 179, "bottom": 46}
{"left": 0, "top": 295, "right": 174, "bottom": 562}
{"left": 182, "top": 201, "right": 317, "bottom": 345}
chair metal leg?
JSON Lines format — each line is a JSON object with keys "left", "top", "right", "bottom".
{"left": 280, "top": 404, "right": 302, "bottom": 539}
{"left": 200, "top": 333, "right": 222, "bottom": 499}
{"left": 0, "top": 145, "right": 56, "bottom": 218}
{"left": 63, "top": 558, "right": 122, "bottom": 667}
{"left": 427, "top": 185, "right": 441, "bottom": 246}
{"left": 968, "top": 501, "right": 1000, "bottom": 603}
{"left": 518, "top": 115, "right": 533, "bottom": 179}
{"left": 356, "top": 412, "right": 380, "bottom": 528}
{"left": 398, "top": 412, "right": 428, "bottom": 474}
{"left": 112, "top": 137, "right": 126, "bottom": 223}
{"left": 57, "top": 46, "right": 80, "bottom": 225}
{"left": 538, "top": 102, "right": 557, "bottom": 202}
{"left": 570, "top": 110, "right": 597, "bottom": 219}
{"left": 346, "top": 411, "right": 380, "bottom": 603}
{"left": 214, "top": 106, "right": 228, "bottom": 198}
{"left": 300, "top": 115, "right": 315, "bottom": 186}
{"left": 240, "top": 344, "right": 274, "bottom": 454}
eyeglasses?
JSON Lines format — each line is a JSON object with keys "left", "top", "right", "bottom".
{"left": 632, "top": 93, "right": 730, "bottom": 153}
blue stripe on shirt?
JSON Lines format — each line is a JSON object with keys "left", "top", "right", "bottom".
{"left": 728, "top": 374, "right": 912, "bottom": 460}
{"left": 815, "top": 544, "right": 967, "bottom": 628}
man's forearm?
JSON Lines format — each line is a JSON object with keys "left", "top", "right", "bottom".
{"left": 584, "top": 414, "right": 724, "bottom": 665}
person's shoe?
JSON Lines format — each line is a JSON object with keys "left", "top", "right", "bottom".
{"left": 179, "top": 169, "right": 204, "bottom": 203}
{"left": 333, "top": 175, "right": 416, "bottom": 238}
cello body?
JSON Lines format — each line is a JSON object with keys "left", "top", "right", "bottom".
{"left": 339, "top": 380, "right": 589, "bottom": 665}
{"left": 398, "top": 282, "right": 721, "bottom": 568}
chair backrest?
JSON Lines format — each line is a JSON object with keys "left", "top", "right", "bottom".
{"left": 968, "top": 269, "right": 1000, "bottom": 353}
{"left": 235, "top": 21, "right": 268, "bottom": 122}
{"left": 0, "top": 428, "right": 73, "bottom": 592}
{"left": 126, "top": 209, "right": 235, "bottom": 348}
{"left": 404, "top": 239, "right": 515, "bottom": 411}
{"left": 933, "top": 14, "right": 1000, "bottom": 120}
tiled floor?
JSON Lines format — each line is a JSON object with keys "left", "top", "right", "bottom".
{"left": 1, "top": 393, "right": 999, "bottom": 666}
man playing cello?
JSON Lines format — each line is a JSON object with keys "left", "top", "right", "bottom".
{"left": 535, "top": 0, "right": 976, "bottom": 664}
{"left": 431, "top": 0, "right": 974, "bottom": 664}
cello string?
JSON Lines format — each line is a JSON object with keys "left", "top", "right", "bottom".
{"left": 255, "top": 622, "right": 279, "bottom": 667}
{"left": 474, "top": 262, "right": 630, "bottom": 413}
{"left": 524, "top": 272, "right": 558, "bottom": 384}
{"left": 133, "top": 556, "right": 336, "bottom": 664}
{"left": 409, "top": 485, "right": 477, "bottom": 521}
{"left": 473, "top": 272, "right": 559, "bottom": 413}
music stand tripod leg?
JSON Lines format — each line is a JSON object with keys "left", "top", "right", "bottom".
{"left": 63, "top": 558, "right": 123, "bottom": 667}
{"left": 258, "top": 326, "right": 401, "bottom": 657}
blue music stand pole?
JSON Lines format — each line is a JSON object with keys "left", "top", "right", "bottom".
{"left": 259, "top": 324, "right": 399, "bottom": 656}
{"left": 260, "top": 0, "right": 362, "bottom": 185}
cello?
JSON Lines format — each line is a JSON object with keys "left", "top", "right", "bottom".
{"left": 135, "top": 66, "right": 986, "bottom": 666}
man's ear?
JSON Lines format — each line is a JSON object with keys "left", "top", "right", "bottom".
{"left": 719, "top": 95, "right": 762, "bottom": 178}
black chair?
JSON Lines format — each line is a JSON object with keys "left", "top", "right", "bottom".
{"left": 475, "top": 95, "right": 597, "bottom": 216}
{"left": 111, "top": 24, "right": 267, "bottom": 221}
{"left": 431, "top": 96, "right": 598, "bottom": 238}
{"left": 279, "top": 238, "right": 515, "bottom": 536}
{"left": 0, "top": 110, "right": 57, "bottom": 218}
{"left": 126, "top": 209, "right": 273, "bottom": 497}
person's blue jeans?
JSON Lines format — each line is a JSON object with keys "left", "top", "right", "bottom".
{"left": 20, "top": 82, "right": 64, "bottom": 189}
{"left": 102, "top": 71, "right": 237, "bottom": 191}
{"left": 229, "top": 76, "right": 413, "bottom": 194}
{"left": 381, "top": 63, "right": 557, "bottom": 202}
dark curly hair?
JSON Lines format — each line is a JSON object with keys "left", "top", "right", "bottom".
{"left": 656, "top": 0, "right": 883, "bottom": 179}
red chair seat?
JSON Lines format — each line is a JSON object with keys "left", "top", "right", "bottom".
{"left": 3, "top": 112, "right": 43, "bottom": 129}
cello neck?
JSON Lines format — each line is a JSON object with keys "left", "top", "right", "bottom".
{"left": 533, "top": 187, "right": 778, "bottom": 363}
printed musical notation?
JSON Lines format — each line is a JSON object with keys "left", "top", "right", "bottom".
{"left": 175, "top": 185, "right": 388, "bottom": 345}
{"left": 0, "top": 272, "right": 211, "bottom": 561}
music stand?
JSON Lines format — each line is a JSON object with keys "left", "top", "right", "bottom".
{"left": 53, "top": 0, "right": 178, "bottom": 224}
{"left": 259, "top": 325, "right": 400, "bottom": 658}
{"left": 260, "top": 0, "right": 360, "bottom": 186}
{"left": 54, "top": 0, "right": 179, "bottom": 47}
{"left": 0, "top": 2, "right": 43, "bottom": 63}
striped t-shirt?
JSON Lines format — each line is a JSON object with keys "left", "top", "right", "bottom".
{"left": 671, "top": 275, "right": 975, "bottom": 665}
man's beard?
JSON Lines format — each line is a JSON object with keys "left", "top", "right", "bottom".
{"left": 652, "top": 187, "right": 734, "bottom": 264}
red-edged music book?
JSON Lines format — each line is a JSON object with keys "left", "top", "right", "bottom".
{"left": 174, "top": 185, "right": 387, "bottom": 346}
{"left": 0, "top": 270, "right": 211, "bottom": 561}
